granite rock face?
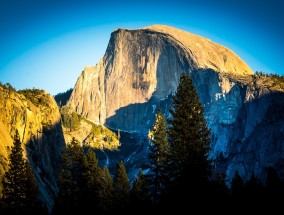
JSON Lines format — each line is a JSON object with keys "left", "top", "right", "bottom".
{"left": 68, "top": 25, "right": 253, "bottom": 128}
{"left": 191, "top": 71, "right": 284, "bottom": 183}
{"left": 68, "top": 25, "right": 284, "bottom": 182}
{"left": 0, "top": 86, "right": 65, "bottom": 211}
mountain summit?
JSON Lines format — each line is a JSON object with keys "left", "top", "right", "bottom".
{"left": 68, "top": 24, "right": 253, "bottom": 127}
{"left": 68, "top": 25, "right": 284, "bottom": 182}
{"left": 144, "top": 25, "right": 253, "bottom": 76}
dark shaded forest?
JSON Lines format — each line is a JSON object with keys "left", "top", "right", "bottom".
{"left": 54, "top": 88, "right": 73, "bottom": 107}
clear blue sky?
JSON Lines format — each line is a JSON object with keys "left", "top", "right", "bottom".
{"left": 0, "top": 0, "right": 283, "bottom": 95}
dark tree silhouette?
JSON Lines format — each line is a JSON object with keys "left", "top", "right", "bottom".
{"left": 148, "top": 108, "right": 170, "bottom": 201}
{"left": 130, "top": 169, "right": 150, "bottom": 208}
{"left": 167, "top": 73, "right": 211, "bottom": 195}
{"left": 113, "top": 161, "right": 130, "bottom": 210}
{"left": 2, "top": 130, "right": 43, "bottom": 214}
{"left": 54, "top": 137, "right": 87, "bottom": 213}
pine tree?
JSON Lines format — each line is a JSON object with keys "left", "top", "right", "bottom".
{"left": 231, "top": 171, "right": 244, "bottom": 198}
{"left": 265, "top": 167, "right": 282, "bottom": 198}
{"left": 54, "top": 155, "right": 75, "bottom": 213}
{"left": 244, "top": 173, "right": 263, "bottom": 204}
{"left": 54, "top": 137, "right": 87, "bottom": 213}
{"left": 167, "top": 73, "right": 211, "bottom": 191}
{"left": 130, "top": 169, "right": 149, "bottom": 208}
{"left": 82, "top": 148, "right": 100, "bottom": 209}
{"left": 2, "top": 130, "right": 42, "bottom": 214}
{"left": 98, "top": 166, "right": 113, "bottom": 212}
{"left": 148, "top": 108, "right": 169, "bottom": 200}
{"left": 210, "top": 171, "right": 228, "bottom": 203}
{"left": 84, "top": 148, "right": 99, "bottom": 189}
{"left": 113, "top": 161, "right": 130, "bottom": 210}
{"left": 2, "top": 131, "right": 26, "bottom": 211}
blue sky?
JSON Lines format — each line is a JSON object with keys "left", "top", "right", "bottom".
{"left": 0, "top": 0, "right": 283, "bottom": 95}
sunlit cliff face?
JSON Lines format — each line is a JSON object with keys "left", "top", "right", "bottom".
{"left": 0, "top": 87, "right": 65, "bottom": 210}
{"left": 68, "top": 25, "right": 284, "bottom": 183}
{"left": 68, "top": 25, "right": 252, "bottom": 129}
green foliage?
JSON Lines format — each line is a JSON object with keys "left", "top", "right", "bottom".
{"left": 60, "top": 106, "right": 80, "bottom": 131}
{"left": 18, "top": 88, "right": 49, "bottom": 107}
{"left": 91, "top": 124, "right": 115, "bottom": 140}
{"left": 84, "top": 148, "right": 99, "bottom": 189}
{"left": 2, "top": 130, "right": 43, "bottom": 214}
{"left": 82, "top": 148, "right": 101, "bottom": 209}
{"left": 255, "top": 71, "right": 284, "bottom": 80}
{"left": 54, "top": 88, "right": 73, "bottom": 107}
{"left": 98, "top": 166, "right": 113, "bottom": 212}
{"left": 0, "top": 83, "right": 16, "bottom": 92}
{"left": 252, "top": 71, "right": 284, "bottom": 90}
{"left": 113, "top": 161, "right": 130, "bottom": 210}
{"left": 83, "top": 119, "right": 120, "bottom": 150}
{"left": 167, "top": 73, "right": 211, "bottom": 190}
{"left": 55, "top": 137, "right": 87, "bottom": 212}
{"left": 54, "top": 138, "right": 118, "bottom": 213}
{"left": 2, "top": 130, "right": 26, "bottom": 208}
{"left": 148, "top": 108, "right": 170, "bottom": 199}
{"left": 130, "top": 169, "right": 149, "bottom": 207}
{"left": 80, "top": 148, "right": 102, "bottom": 211}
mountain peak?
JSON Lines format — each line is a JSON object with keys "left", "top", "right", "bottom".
{"left": 141, "top": 24, "right": 253, "bottom": 76}
{"left": 69, "top": 24, "right": 255, "bottom": 128}
{"left": 67, "top": 25, "right": 283, "bottom": 184}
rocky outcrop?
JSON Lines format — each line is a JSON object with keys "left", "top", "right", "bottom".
{"left": 68, "top": 25, "right": 284, "bottom": 182}
{"left": 0, "top": 86, "right": 65, "bottom": 211}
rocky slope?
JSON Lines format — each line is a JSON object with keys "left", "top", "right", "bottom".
{"left": 62, "top": 117, "right": 120, "bottom": 150}
{"left": 0, "top": 85, "right": 65, "bottom": 211}
{"left": 59, "top": 104, "right": 120, "bottom": 150}
{"left": 68, "top": 25, "right": 284, "bottom": 183}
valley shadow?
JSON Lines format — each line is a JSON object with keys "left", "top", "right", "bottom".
{"left": 214, "top": 90, "right": 284, "bottom": 183}
{"left": 25, "top": 119, "right": 66, "bottom": 212}
{"left": 94, "top": 130, "right": 147, "bottom": 179}
{"left": 104, "top": 95, "right": 172, "bottom": 180}
{"left": 105, "top": 95, "right": 172, "bottom": 133}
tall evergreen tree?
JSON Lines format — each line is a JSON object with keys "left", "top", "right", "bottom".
{"left": 54, "top": 137, "right": 87, "bottom": 213}
{"left": 231, "top": 171, "right": 244, "bottom": 198}
{"left": 265, "top": 167, "right": 282, "bottom": 198}
{"left": 148, "top": 108, "right": 169, "bottom": 200}
{"left": 245, "top": 173, "right": 263, "bottom": 196}
{"left": 98, "top": 166, "right": 113, "bottom": 212}
{"left": 84, "top": 147, "right": 99, "bottom": 190}
{"left": 113, "top": 161, "right": 130, "bottom": 210}
{"left": 167, "top": 73, "right": 211, "bottom": 193}
{"left": 82, "top": 148, "right": 100, "bottom": 209}
{"left": 2, "top": 130, "right": 42, "bottom": 214}
{"left": 244, "top": 173, "right": 263, "bottom": 205}
{"left": 130, "top": 169, "right": 149, "bottom": 208}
